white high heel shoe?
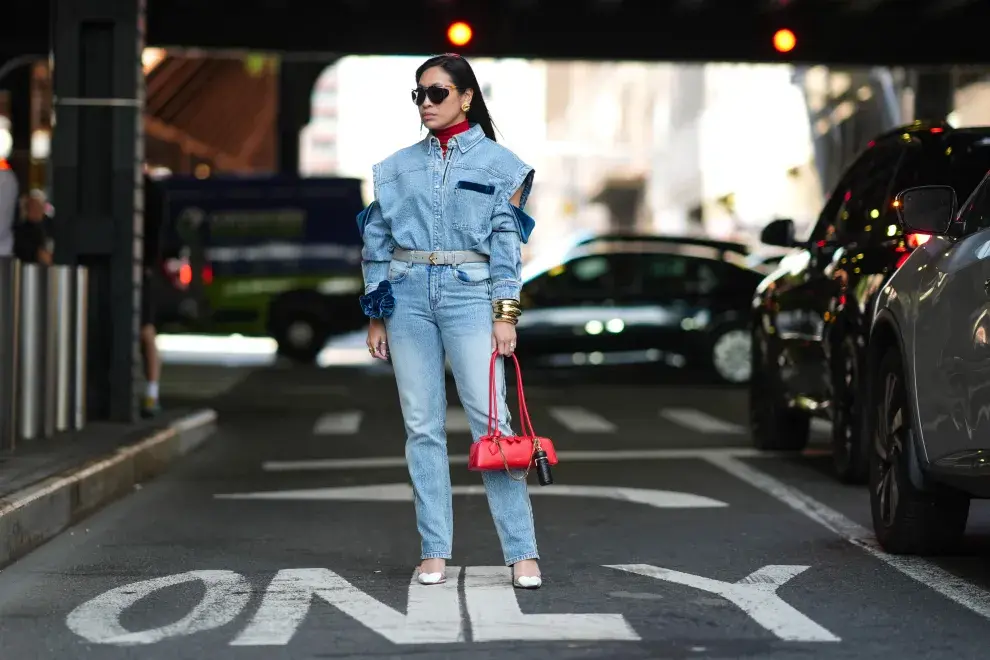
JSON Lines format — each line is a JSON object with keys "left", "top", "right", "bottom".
{"left": 417, "top": 562, "right": 447, "bottom": 585}
{"left": 512, "top": 574, "right": 542, "bottom": 589}
{"left": 417, "top": 571, "right": 446, "bottom": 585}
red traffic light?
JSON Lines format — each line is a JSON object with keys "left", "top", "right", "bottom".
{"left": 773, "top": 29, "right": 796, "bottom": 53}
{"left": 448, "top": 21, "right": 473, "bottom": 47}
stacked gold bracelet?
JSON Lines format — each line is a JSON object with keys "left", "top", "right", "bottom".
{"left": 492, "top": 298, "right": 522, "bottom": 325}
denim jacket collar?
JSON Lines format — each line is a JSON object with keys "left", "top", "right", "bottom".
{"left": 425, "top": 122, "right": 487, "bottom": 156}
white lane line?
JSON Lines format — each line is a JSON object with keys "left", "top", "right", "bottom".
{"left": 660, "top": 408, "right": 744, "bottom": 434}
{"left": 548, "top": 406, "right": 616, "bottom": 433}
{"left": 446, "top": 406, "right": 472, "bottom": 434}
{"left": 704, "top": 453, "right": 990, "bottom": 621}
{"left": 214, "top": 483, "right": 729, "bottom": 510}
{"left": 261, "top": 447, "right": 764, "bottom": 472}
{"left": 313, "top": 411, "right": 363, "bottom": 435}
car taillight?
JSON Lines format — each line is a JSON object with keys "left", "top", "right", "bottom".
{"left": 163, "top": 258, "right": 212, "bottom": 290}
{"left": 895, "top": 253, "right": 911, "bottom": 269}
{"left": 178, "top": 263, "right": 193, "bottom": 287}
{"left": 906, "top": 232, "right": 931, "bottom": 248}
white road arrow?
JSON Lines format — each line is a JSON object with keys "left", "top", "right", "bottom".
{"left": 214, "top": 483, "right": 728, "bottom": 510}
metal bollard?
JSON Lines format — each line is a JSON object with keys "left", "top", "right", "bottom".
{"left": 0, "top": 256, "right": 20, "bottom": 451}
{"left": 42, "top": 265, "right": 59, "bottom": 439}
{"left": 17, "top": 263, "right": 45, "bottom": 441}
{"left": 74, "top": 266, "right": 88, "bottom": 431}
{"left": 53, "top": 265, "right": 75, "bottom": 433}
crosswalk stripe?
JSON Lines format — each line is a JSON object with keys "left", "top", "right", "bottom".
{"left": 548, "top": 406, "right": 616, "bottom": 433}
{"left": 313, "top": 411, "right": 363, "bottom": 435}
{"left": 660, "top": 408, "right": 744, "bottom": 434}
{"left": 446, "top": 406, "right": 473, "bottom": 433}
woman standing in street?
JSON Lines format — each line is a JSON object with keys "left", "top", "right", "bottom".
{"left": 358, "top": 53, "right": 542, "bottom": 589}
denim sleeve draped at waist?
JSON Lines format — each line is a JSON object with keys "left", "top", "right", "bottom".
{"left": 356, "top": 123, "right": 536, "bottom": 316}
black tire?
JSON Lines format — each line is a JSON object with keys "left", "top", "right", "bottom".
{"left": 869, "top": 347, "right": 969, "bottom": 554}
{"left": 831, "top": 335, "right": 869, "bottom": 484}
{"left": 749, "top": 325, "right": 810, "bottom": 451}
{"left": 271, "top": 310, "right": 329, "bottom": 364}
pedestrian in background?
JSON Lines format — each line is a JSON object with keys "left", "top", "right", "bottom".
{"left": 13, "top": 189, "right": 53, "bottom": 265}
{"left": 140, "top": 175, "right": 164, "bottom": 418}
{"left": 358, "top": 53, "right": 542, "bottom": 589}
{"left": 0, "top": 155, "right": 16, "bottom": 258}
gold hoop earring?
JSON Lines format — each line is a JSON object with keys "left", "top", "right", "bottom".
{"left": 461, "top": 103, "right": 471, "bottom": 112}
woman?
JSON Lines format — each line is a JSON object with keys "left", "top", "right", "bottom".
{"left": 358, "top": 53, "right": 542, "bottom": 589}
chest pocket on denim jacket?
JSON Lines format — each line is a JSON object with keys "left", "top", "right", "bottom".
{"left": 449, "top": 179, "right": 497, "bottom": 234}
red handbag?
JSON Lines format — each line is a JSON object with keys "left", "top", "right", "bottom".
{"left": 468, "top": 350, "right": 558, "bottom": 482}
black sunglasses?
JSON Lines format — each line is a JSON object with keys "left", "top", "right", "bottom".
{"left": 412, "top": 84, "right": 457, "bottom": 106}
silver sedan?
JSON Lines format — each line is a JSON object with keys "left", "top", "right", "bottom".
{"left": 867, "top": 173, "right": 990, "bottom": 555}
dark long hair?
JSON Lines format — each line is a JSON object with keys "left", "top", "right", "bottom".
{"left": 415, "top": 54, "right": 497, "bottom": 142}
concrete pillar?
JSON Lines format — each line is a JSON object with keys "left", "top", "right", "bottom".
{"left": 914, "top": 71, "right": 954, "bottom": 123}
{"left": 50, "top": 0, "right": 145, "bottom": 422}
{"left": 277, "top": 60, "right": 331, "bottom": 175}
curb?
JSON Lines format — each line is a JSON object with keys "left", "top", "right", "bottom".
{"left": 0, "top": 409, "right": 218, "bottom": 569}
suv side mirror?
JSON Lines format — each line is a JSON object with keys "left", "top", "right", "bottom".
{"left": 760, "top": 218, "right": 797, "bottom": 248}
{"left": 895, "top": 185, "right": 957, "bottom": 235}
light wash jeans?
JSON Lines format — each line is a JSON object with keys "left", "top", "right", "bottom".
{"left": 384, "top": 257, "right": 539, "bottom": 566}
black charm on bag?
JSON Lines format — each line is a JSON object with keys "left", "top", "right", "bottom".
{"left": 533, "top": 448, "right": 554, "bottom": 486}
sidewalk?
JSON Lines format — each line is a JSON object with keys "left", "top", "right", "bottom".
{"left": 0, "top": 407, "right": 216, "bottom": 569}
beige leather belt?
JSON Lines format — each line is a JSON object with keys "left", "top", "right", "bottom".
{"left": 392, "top": 248, "right": 488, "bottom": 266}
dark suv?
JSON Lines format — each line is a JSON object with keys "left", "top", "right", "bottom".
{"left": 750, "top": 121, "right": 990, "bottom": 482}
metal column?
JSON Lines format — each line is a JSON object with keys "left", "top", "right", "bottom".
{"left": 53, "top": 265, "right": 75, "bottom": 432}
{"left": 0, "top": 257, "right": 20, "bottom": 450}
{"left": 17, "top": 264, "right": 45, "bottom": 441}
{"left": 74, "top": 266, "right": 88, "bottom": 430}
{"left": 51, "top": 0, "right": 146, "bottom": 423}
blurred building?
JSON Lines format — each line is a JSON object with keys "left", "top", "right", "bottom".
{"left": 650, "top": 63, "right": 823, "bottom": 244}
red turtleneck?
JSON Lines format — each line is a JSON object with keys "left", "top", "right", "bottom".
{"left": 434, "top": 120, "right": 470, "bottom": 157}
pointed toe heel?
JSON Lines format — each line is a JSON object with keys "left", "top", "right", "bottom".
{"left": 512, "top": 575, "right": 542, "bottom": 589}
{"left": 417, "top": 571, "right": 446, "bottom": 585}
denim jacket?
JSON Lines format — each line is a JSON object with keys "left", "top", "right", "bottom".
{"left": 357, "top": 123, "right": 536, "bottom": 302}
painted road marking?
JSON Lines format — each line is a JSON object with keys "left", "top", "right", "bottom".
{"left": 446, "top": 406, "right": 472, "bottom": 434}
{"left": 231, "top": 567, "right": 464, "bottom": 646}
{"left": 660, "top": 408, "right": 744, "bottom": 434}
{"left": 313, "top": 411, "right": 363, "bottom": 435}
{"left": 66, "top": 570, "right": 251, "bottom": 646}
{"left": 214, "top": 483, "right": 729, "bottom": 510}
{"left": 464, "top": 566, "right": 640, "bottom": 642}
{"left": 704, "top": 453, "right": 990, "bottom": 621}
{"left": 548, "top": 406, "right": 617, "bottom": 433}
{"left": 261, "top": 447, "right": 764, "bottom": 472}
{"left": 67, "top": 567, "right": 641, "bottom": 646}
{"left": 607, "top": 564, "right": 839, "bottom": 642}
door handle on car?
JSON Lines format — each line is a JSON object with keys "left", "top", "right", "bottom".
{"left": 985, "top": 279, "right": 990, "bottom": 294}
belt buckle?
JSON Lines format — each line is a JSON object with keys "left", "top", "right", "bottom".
{"left": 428, "top": 252, "right": 439, "bottom": 266}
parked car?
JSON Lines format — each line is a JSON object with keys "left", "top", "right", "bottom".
{"left": 151, "top": 174, "right": 368, "bottom": 363}
{"left": 517, "top": 237, "right": 765, "bottom": 383}
{"left": 866, "top": 176, "right": 990, "bottom": 553}
{"left": 750, "top": 121, "right": 990, "bottom": 482}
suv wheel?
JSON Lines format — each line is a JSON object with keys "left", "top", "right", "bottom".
{"left": 831, "top": 335, "right": 869, "bottom": 483}
{"left": 711, "top": 325, "right": 752, "bottom": 384}
{"left": 749, "top": 326, "right": 810, "bottom": 451}
{"left": 869, "top": 347, "right": 969, "bottom": 554}
{"left": 271, "top": 310, "right": 329, "bottom": 364}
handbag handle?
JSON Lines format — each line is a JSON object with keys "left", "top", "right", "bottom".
{"left": 485, "top": 350, "right": 537, "bottom": 439}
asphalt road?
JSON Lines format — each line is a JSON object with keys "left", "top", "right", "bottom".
{"left": 4, "top": 357, "right": 990, "bottom": 659}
